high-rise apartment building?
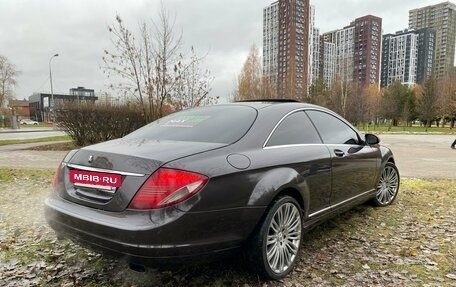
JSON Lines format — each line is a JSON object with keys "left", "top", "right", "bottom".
{"left": 319, "top": 40, "right": 337, "bottom": 88}
{"left": 335, "top": 26, "right": 355, "bottom": 83}
{"left": 318, "top": 15, "right": 382, "bottom": 88}
{"left": 353, "top": 15, "right": 382, "bottom": 87}
{"left": 308, "top": 5, "right": 320, "bottom": 88}
{"left": 381, "top": 28, "right": 435, "bottom": 87}
{"left": 277, "top": 0, "right": 310, "bottom": 99}
{"left": 263, "top": 0, "right": 311, "bottom": 99}
{"left": 409, "top": 2, "right": 456, "bottom": 79}
{"left": 319, "top": 31, "right": 337, "bottom": 88}
{"left": 263, "top": 2, "right": 279, "bottom": 87}
{"left": 381, "top": 30, "right": 419, "bottom": 87}
{"left": 416, "top": 28, "right": 436, "bottom": 83}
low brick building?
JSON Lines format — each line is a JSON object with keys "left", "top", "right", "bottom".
{"left": 29, "top": 87, "right": 98, "bottom": 122}
{"left": 8, "top": 99, "right": 30, "bottom": 118}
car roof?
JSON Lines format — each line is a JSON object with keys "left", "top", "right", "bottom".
{"left": 226, "top": 99, "right": 321, "bottom": 111}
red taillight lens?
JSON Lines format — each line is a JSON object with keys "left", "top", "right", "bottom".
{"left": 129, "top": 168, "right": 208, "bottom": 210}
{"left": 53, "top": 162, "right": 64, "bottom": 191}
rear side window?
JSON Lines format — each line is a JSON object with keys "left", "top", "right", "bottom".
{"left": 306, "top": 110, "right": 359, "bottom": 145}
{"left": 124, "top": 105, "right": 257, "bottom": 144}
{"left": 266, "top": 111, "right": 322, "bottom": 147}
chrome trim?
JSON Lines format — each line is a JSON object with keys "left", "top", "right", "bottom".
{"left": 74, "top": 183, "right": 117, "bottom": 193}
{"left": 308, "top": 189, "right": 374, "bottom": 218}
{"left": 308, "top": 205, "right": 332, "bottom": 218}
{"left": 66, "top": 163, "right": 145, "bottom": 177}
{"left": 263, "top": 143, "right": 324, "bottom": 150}
{"left": 263, "top": 108, "right": 308, "bottom": 148}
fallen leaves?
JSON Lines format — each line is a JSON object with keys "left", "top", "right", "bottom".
{"left": 0, "top": 175, "right": 455, "bottom": 287}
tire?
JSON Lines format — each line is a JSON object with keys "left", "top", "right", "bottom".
{"left": 372, "top": 162, "right": 400, "bottom": 206}
{"left": 248, "top": 196, "right": 303, "bottom": 279}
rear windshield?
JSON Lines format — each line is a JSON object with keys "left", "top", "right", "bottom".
{"left": 124, "top": 105, "right": 257, "bottom": 144}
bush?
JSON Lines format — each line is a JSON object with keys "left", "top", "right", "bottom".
{"left": 55, "top": 102, "right": 147, "bottom": 147}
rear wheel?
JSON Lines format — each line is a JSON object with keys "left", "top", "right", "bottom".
{"left": 248, "top": 196, "right": 303, "bottom": 279}
{"left": 373, "top": 162, "right": 400, "bottom": 206}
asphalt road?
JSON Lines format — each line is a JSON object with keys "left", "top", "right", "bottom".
{"left": 0, "top": 134, "right": 455, "bottom": 179}
{"left": 0, "top": 128, "right": 66, "bottom": 140}
{"left": 378, "top": 134, "right": 456, "bottom": 179}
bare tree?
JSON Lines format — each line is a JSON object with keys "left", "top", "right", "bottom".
{"left": 324, "top": 77, "right": 353, "bottom": 118}
{"left": 381, "top": 81, "right": 408, "bottom": 128}
{"left": 0, "top": 55, "right": 19, "bottom": 108}
{"left": 172, "top": 47, "right": 217, "bottom": 110}
{"left": 437, "top": 73, "right": 456, "bottom": 128}
{"left": 365, "top": 84, "right": 382, "bottom": 126}
{"left": 233, "top": 44, "right": 276, "bottom": 101}
{"left": 417, "top": 77, "right": 439, "bottom": 129}
{"left": 102, "top": 4, "right": 215, "bottom": 122}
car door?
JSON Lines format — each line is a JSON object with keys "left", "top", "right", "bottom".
{"left": 264, "top": 110, "right": 332, "bottom": 215}
{"left": 306, "top": 110, "right": 378, "bottom": 207}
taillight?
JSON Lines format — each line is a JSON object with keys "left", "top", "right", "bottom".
{"left": 129, "top": 168, "right": 208, "bottom": 210}
{"left": 53, "top": 162, "right": 64, "bottom": 191}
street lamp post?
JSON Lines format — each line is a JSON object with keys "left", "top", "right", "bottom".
{"left": 49, "top": 53, "right": 59, "bottom": 123}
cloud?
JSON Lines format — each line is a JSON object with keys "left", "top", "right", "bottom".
{"left": 0, "top": 0, "right": 446, "bottom": 101}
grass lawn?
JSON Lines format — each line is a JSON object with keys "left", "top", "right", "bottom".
{"left": 0, "top": 135, "right": 71, "bottom": 146}
{"left": 0, "top": 168, "right": 455, "bottom": 286}
{"left": 357, "top": 124, "right": 456, "bottom": 134}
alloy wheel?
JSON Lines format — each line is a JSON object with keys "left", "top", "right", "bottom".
{"left": 376, "top": 164, "right": 399, "bottom": 205}
{"left": 266, "top": 202, "right": 302, "bottom": 274}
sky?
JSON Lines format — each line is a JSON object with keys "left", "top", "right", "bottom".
{"left": 0, "top": 0, "right": 447, "bottom": 102}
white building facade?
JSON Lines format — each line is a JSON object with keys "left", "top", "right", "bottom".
{"left": 381, "top": 30, "right": 419, "bottom": 87}
{"left": 263, "top": 1, "right": 279, "bottom": 87}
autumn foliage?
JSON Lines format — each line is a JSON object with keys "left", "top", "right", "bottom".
{"left": 233, "top": 45, "right": 276, "bottom": 101}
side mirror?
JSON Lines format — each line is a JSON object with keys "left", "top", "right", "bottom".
{"left": 365, "top": 133, "right": 380, "bottom": 145}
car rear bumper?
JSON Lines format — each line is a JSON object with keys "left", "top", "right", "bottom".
{"left": 44, "top": 194, "right": 265, "bottom": 264}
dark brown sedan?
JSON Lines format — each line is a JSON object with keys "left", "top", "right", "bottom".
{"left": 45, "top": 100, "right": 400, "bottom": 279}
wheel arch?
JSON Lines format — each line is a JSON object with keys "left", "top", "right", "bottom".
{"left": 247, "top": 167, "right": 309, "bottom": 215}
{"left": 275, "top": 188, "right": 305, "bottom": 211}
{"left": 245, "top": 183, "right": 306, "bottom": 279}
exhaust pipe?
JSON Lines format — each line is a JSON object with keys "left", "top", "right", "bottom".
{"left": 129, "top": 262, "right": 147, "bottom": 273}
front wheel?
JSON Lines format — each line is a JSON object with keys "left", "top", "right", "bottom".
{"left": 373, "top": 162, "right": 400, "bottom": 206}
{"left": 248, "top": 196, "right": 303, "bottom": 279}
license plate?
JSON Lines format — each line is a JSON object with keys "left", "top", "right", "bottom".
{"left": 69, "top": 170, "right": 122, "bottom": 191}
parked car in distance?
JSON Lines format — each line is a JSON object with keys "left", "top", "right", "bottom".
{"left": 45, "top": 100, "right": 400, "bottom": 279}
{"left": 20, "top": 119, "right": 39, "bottom": 125}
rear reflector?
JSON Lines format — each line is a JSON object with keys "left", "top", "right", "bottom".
{"left": 128, "top": 168, "right": 208, "bottom": 209}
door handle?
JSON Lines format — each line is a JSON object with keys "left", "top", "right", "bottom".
{"left": 334, "top": 149, "right": 345, "bottom": 157}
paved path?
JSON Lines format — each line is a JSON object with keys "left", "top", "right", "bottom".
{"left": 378, "top": 134, "right": 456, "bottom": 180}
{"left": 0, "top": 141, "right": 68, "bottom": 169}
{"left": 0, "top": 134, "right": 455, "bottom": 179}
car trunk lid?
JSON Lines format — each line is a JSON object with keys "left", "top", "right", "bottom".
{"left": 56, "top": 138, "right": 224, "bottom": 211}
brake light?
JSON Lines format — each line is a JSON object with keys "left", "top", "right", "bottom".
{"left": 129, "top": 168, "right": 208, "bottom": 209}
{"left": 53, "top": 162, "right": 64, "bottom": 191}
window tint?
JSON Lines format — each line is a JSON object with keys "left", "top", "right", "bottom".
{"left": 124, "top": 105, "right": 257, "bottom": 144}
{"left": 306, "top": 110, "right": 359, "bottom": 145}
{"left": 266, "top": 111, "right": 321, "bottom": 146}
